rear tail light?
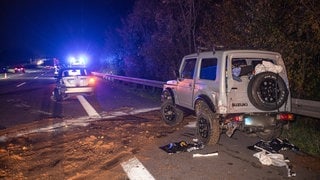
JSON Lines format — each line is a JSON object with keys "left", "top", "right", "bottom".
{"left": 277, "top": 113, "right": 294, "bottom": 121}
{"left": 89, "top": 77, "right": 95, "bottom": 85}
{"left": 233, "top": 115, "right": 243, "bottom": 122}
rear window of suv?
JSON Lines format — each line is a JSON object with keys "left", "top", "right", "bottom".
{"left": 232, "top": 58, "right": 275, "bottom": 68}
{"left": 251, "top": 59, "right": 275, "bottom": 68}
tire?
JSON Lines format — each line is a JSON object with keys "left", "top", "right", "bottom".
{"left": 248, "top": 72, "right": 288, "bottom": 111}
{"left": 196, "top": 101, "right": 220, "bottom": 145}
{"left": 256, "top": 124, "right": 283, "bottom": 141}
{"left": 161, "top": 90, "right": 173, "bottom": 103}
{"left": 195, "top": 100, "right": 204, "bottom": 116}
{"left": 160, "top": 101, "right": 184, "bottom": 126}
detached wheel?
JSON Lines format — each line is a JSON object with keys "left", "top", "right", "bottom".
{"left": 248, "top": 72, "right": 288, "bottom": 111}
{"left": 160, "top": 101, "right": 184, "bottom": 126}
{"left": 256, "top": 124, "right": 283, "bottom": 141}
{"left": 196, "top": 101, "right": 220, "bottom": 145}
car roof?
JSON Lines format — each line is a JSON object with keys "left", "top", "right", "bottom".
{"left": 185, "top": 50, "right": 281, "bottom": 58}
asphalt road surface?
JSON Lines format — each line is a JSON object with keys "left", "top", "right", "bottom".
{"left": 0, "top": 69, "right": 160, "bottom": 129}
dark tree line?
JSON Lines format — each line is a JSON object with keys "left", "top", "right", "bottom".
{"left": 102, "top": 0, "right": 320, "bottom": 100}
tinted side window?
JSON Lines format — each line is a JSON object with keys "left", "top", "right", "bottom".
{"left": 200, "top": 58, "right": 217, "bottom": 80}
{"left": 181, "top": 58, "right": 196, "bottom": 79}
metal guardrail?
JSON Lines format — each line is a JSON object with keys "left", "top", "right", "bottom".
{"left": 92, "top": 72, "right": 164, "bottom": 88}
{"left": 93, "top": 72, "right": 320, "bottom": 119}
{"left": 291, "top": 98, "right": 320, "bottom": 119}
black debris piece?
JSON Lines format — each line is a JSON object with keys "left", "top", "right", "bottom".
{"left": 249, "top": 138, "right": 298, "bottom": 178}
{"left": 160, "top": 141, "right": 204, "bottom": 154}
{"left": 248, "top": 138, "right": 299, "bottom": 153}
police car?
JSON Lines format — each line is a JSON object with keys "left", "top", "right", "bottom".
{"left": 52, "top": 56, "right": 95, "bottom": 101}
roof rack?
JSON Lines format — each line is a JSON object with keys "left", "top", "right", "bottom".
{"left": 197, "top": 45, "right": 224, "bottom": 54}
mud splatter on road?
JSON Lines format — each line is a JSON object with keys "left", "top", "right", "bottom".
{"left": 0, "top": 111, "right": 188, "bottom": 179}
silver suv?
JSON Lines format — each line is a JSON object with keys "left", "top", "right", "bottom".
{"left": 160, "top": 50, "right": 293, "bottom": 144}
{"left": 52, "top": 67, "right": 95, "bottom": 101}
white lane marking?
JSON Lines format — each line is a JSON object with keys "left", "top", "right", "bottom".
{"left": 121, "top": 156, "right": 155, "bottom": 180}
{"left": 2, "top": 73, "right": 8, "bottom": 79}
{"left": 34, "top": 76, "right": 39, "bottom": 79}
{"left": 16, "top": 82, "right": 26, "bottom": 87}
{"left": 77, "top": 95, "right": 101, "bottom": 118}
{"left": 0, "top": 107, "right": 160, "bottom": 142}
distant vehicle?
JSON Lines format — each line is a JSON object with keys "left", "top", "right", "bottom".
{"left": 0, "top": 66, "right": 7, "bottom": 73}
{"left": 14, "top": 65, "right": 25, "bottom": 73}
{"left": 52, "top": 67, "right": 95, "bottom": 101}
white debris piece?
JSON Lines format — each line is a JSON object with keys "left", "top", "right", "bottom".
{"left": 253, "top": 150, "right": 296, "bottom": 177}
{"left": 193, "top": 152, "right": 218, "bottom": 157}
{"left": 255, "top": 61, "right": 283, "bottom": 74}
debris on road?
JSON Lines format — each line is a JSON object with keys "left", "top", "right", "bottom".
{"left": 248, "top": 138, "right": 299, "bottom": 153}
{"left": 253, "top": 150, "right": 296, "bottom": 177}
{"left": 249, "top": 138, "right": 299, "bottom": 177}
{"left": 159, "top": 140, "right": 204, "bottom": 154}
{"left": 0, "top": 110, "right": 183, "bottom": 179}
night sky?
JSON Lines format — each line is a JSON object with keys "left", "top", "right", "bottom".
{"left": 0, "top": 0, "right": 134, "bottom": 64}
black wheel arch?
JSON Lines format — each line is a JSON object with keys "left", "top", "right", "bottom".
{"left": 194, "top": 94, "right": 215, "bottom": 113}
{"left": 161, "top": 88, "right": 175, "bottom": 104}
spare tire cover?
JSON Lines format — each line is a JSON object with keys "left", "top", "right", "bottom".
{"left": 248, "top": 72, "right": 288, "bottom": 111}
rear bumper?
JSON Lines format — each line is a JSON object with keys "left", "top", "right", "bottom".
{"left": 243, "top": 114, "right": 277, "bottom": 128}
{"left": 64, "top": 87, "right": 93, "bottom": 94}
{"left": 238, "top": 112, "right": 293, "bottom": 131}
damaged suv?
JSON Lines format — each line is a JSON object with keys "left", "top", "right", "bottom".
{"left": 160, "top": 49, "right": 293, "bottom": 145}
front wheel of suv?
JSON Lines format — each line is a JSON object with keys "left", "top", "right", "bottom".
{"left": 196, "top": 102, "right": 220, "bottom": 145}
{"left": 160, "top": 101, "right": 184, "bottom": 126}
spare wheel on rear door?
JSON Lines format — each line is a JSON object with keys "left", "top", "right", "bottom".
{"left": 247, "top": 72, "right": 288, "bottom": 111}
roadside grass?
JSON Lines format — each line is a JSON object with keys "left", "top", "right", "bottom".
{"left": 281, "top": 116, "right": 320, "bottom": 157}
